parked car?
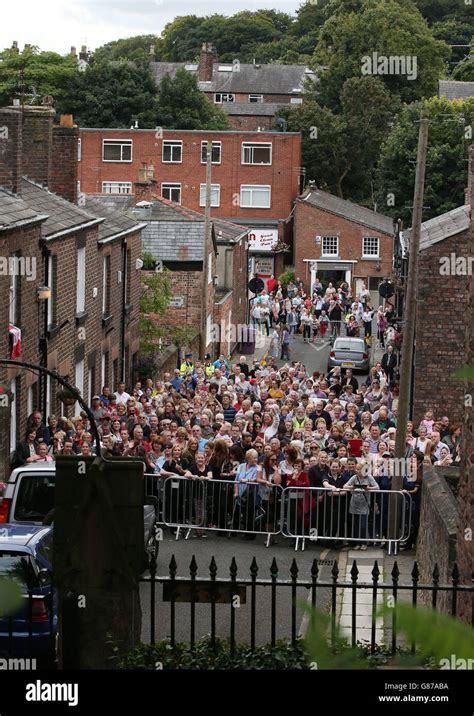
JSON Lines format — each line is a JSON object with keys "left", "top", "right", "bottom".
{"left": 0, "top": 524, "right": 56, "bottom": 660}
{"left": 327, "top": 337, "right": 370, "bottom": 373}
{"left": 0, "top": 464, "right": 157, "bottom": 564}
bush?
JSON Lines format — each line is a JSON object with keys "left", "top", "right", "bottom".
{"left": 278, "top": 271, "right": 295, "bottom": 288}
{"left": 113, "top": 637, "right": 311, "bottom": 670}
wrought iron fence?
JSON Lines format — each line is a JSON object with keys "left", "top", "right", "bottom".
{"left": 140, "top": 554, "right": 472, "bottom": 655}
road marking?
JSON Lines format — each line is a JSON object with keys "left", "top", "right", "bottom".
{"left": 308, "top": 341, "right": 331, "bottom": 353}
{"left": 298, "top": 548, "right": 330, "bottom": 638}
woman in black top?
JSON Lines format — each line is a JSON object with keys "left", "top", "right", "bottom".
{"left": 208, "top": 439, "right": 230, "bottom": 527}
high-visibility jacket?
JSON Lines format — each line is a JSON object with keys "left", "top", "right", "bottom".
{"left": 180, "top": 360, "right": 194, "bottom": 376}
{"left": 204, "top": 363, "right": 215, "bottom": 378}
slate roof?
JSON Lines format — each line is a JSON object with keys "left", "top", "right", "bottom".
{"left": 142, "top": 220, "right": 205, "bottom": 262}
{"left": 403, "top": 204, "right": 470, "bottom": 252}
{"left": 438, "top": 80, "right": 474, "bottom": 100}
{"left": 20, "top": 179, "right": 100, "bottom": 238}
{"left": 83, "top": 196, "right": 145, "bottom": 242}
{"left": 221, "top": 102, "right": 286, "bottom": 116}
{"left": 0, "top": 190, "right": 47, "bottom": 232}
{"left": 150, "top": 61, "right": 317, "bottom": 95}
{"left": 300, "top": 189, "right": 395, "bottom": 235}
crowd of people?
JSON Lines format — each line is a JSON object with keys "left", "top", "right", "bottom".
{"left": 9, "top": 276, "right": 463, "bottom": 550}
{"left": 249, "top": 277, "right": 401, "bottom": 360}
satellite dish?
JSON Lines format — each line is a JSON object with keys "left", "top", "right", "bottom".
{"left": 248, "top": 277, "right": 264, "bottom": 295}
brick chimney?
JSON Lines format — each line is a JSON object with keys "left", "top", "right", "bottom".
{"left": 199, "top": 43, "right": 217, "bottom": 82}
{"left": 21, "top": 106, "right": 55, "bottom": 187}
{"left": 0, "top": 107, "right": 22, "bottom": 194}
{"left": 50, "top": 116, "right": 79, "bottom": 204}
{"left": 79, "top": 45, "right": 88, "bottom": 62}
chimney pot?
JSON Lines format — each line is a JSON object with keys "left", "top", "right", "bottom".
{"left": 60, "top": 114, "right": 74, "bottom": 127}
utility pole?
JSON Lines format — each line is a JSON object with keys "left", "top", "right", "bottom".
{"left": 389, "top": 115, "right": 429, "bottom": 545}
{"left": 201, "top": 140, "right": 213, "bottom": 359}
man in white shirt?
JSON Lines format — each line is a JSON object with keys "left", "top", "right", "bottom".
{"left": 114, "top": 382, "right": 130, "bottom": 405}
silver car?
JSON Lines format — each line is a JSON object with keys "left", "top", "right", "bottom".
{"left": 328, "top": 337, "right": 370, "bottom": 372}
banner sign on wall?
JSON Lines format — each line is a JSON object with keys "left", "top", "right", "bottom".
{"left": 248, "top": 229, "right": 278, "bottom": 253}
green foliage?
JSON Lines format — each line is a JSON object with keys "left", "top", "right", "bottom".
{"left": 452, "top": 53, "right": 474, "bottom": 81}
{"left": 451, "top": 363, "right": 474, "bottom": 382}
{"left": 379, "top": 603, "right": 474, "bottom": 666}
{"left": 304, "top": 607, "right": 369, "bottom": 669}
{"left": 91, "top": 35, "right": 163, "bottom": 66}
{"left": 113, "top": 637, "right": 310, "bottom": 670}
{"left": 140, "top": 271, "right": 173, "bottom": 357}
{"left": 432, "top": 19, "right": 473, "bottom": 67}
{"left": 314, "top": 0, "right": 450, "bottom": 109}
{"left": 376, "top": 96, "right": 474, "bottom": 222}
{"left": 0, "top": 577, "right": 23, "bottom": 616}
{"left": 155, "top": 69, "right": 230, "bottom": 130}
{"left": 141, "top": 252, "right": 156, "bottom": 271}
{"left": 0, "top": 46, "right": 79, "bottom": 110}
{"left": 282, "top": 75, "right": 398, "bottom": 200}
{"left": 63, "top": 59, "right": 158, "bottom": 128}
{"left": 278, "top": 270, "right": 296, "bottom": 288}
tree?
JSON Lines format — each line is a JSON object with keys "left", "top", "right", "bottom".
{"left": 280, "top": 75, "right": 398, "bottom": 201}
{"left": 314, "top": 0, "right": 450, "bottom": 109}
{"left": 0, "top": 46, "right": 79, "bottom": 109}
{"left": 140, "top": 271, "right": 173, "bottom": 360}
{"left": 63, "top": 59, "right": 158, "bottom": 128}
{"left": 155, "top": 69, "right": 230, "bottom": 130}
{"left": 375, "top": 96, "right": 474, "bottom": 223}
{"left": 432, "top": 19, "right": 473, "bottom": 68}
{"left": 91, "top": 35, "right": 163, "bottom": 65}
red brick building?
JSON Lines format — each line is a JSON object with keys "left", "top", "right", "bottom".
{"left": 78, "top": 126, "right": 301, "bottom": 281}
{"left": 0, "top": 106, "right": 144, "bottom": 474}
{"left": 293, "top": 188, "right": 395, "bottom": 302}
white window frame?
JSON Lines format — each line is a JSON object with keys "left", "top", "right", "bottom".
{"left": 102, "top": 254, "right": 110, "bottom": 315}
{"left": 8, "top": 258, "right": 17, "bottom": 325}
{"left": 74, "top": 359, "right": 84, "bottom": 417}
{"left": 362, "top": 236, "right": 380, "bottom": 258}
{"left": 240, "top": 184, "right": 271, "bottom": 209}
{"left": 47, "top": 254, "right": 54, "bottom": 326}
{"left": 102, "top": 139, "right": 133, "bottom": 162}
{"left": 290, "top": 97, "right": 303, "bottom": 105}
{"left": 322, "top": 236, "right": 339, "bottom": 257}
{"left": 101, "top": 181, "right": 133, "bottom": 195}
{"left": 162, "top": 140, "right": 183, "bottom": 163}
{"left": 241, "top": 142, "right": 272, "bottom": 166}
{"left": 200, "top": 141, "right": 222, "bottom": 165}
{"left": 27, "top": 385, "right": 34, "bottom": 417}
{"left": 208, "top": 252, "right": 213, "bottom": 284}
{"left": 76, "top": 246, "right": 86, "bottom": 314}
{"left": 249, "top": 94, "right": 264, "bottom": 103}
{"left": 199, "top": 184, "right": 220, "bottom": 208}
{"left": 214, "top": 93, "right": 235, "bottom": 103}
{"left": 9, "top": 379, "right": 16, "bottom": 453}
{"left": 78, "top": 137, "right": 81, "bottom": 161}
{"left": 161, "top": 183, "right": 182, "bottom": 203}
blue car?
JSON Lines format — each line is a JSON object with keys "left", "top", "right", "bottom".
{"left": 0, "top": 524, "right": 57, "bottom": 663}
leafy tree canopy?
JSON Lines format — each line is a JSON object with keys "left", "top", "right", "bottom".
{"left": 91, "top": 35, "right": 164, "bottom": 65}
{"left": 155, "top": 69, "right": 229, "bottom": 130}
{"left": 376, "top": 96, "right": 474, "bottom": 223}
{"left": 0, "top": 46, "right": 79, "bottom": 110}
{"left": 314, "top": 0, "right": 450, "bottom": 108}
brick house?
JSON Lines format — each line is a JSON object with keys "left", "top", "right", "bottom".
{"left": 97, "top": 193, "right": 249, "bottom": 359}
{"left": 0, "top": 106, "right": 144, "bottom": 470}
{"left": 403, "top": 203, "right": 472, "bottom": 424}
{"left": 78, "top": 126, "right": 300, "bottom": 282}
{"left": 293, "top": 188, "right": 395, "bottom": 302}
{"left": 150, "top": 43, "right": 317, "bottom": 130}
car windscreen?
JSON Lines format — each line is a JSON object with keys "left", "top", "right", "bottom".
{"left": 0, "top": 551, "right": 38, "bottom": 590}
{"left": 13, "top": 474, "right": 56, "bottom": 523}
{"left": 335, "top": 341, "right": 363, "bottom": 351}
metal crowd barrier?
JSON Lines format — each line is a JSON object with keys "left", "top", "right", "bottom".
{"left": 280, "top": 486, "right": 412, "bottom": 552}
{"left": 146, "top": 475, "right": 412, "bottom": 552}
{"left": 160, "top": 476, "right": 282, "bottom": 546}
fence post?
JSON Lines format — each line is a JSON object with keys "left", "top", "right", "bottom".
{"left": 331, "top": 560, "right": 339, "bottom": 648}
{"left": 290, "top": 558, "right": 299, "bottom": 645}
{"left": 230, "top": 557, "right": 238, "bottom": 656}
{"left": 189, "top": 555, "right": 197, "bottom": 650}
{"left": 432, "top": 563, "right": 440, "bottom": 611}
{"left": 451, "top": 563, "right": 460, "bottom": 618}
{"left": 391, "top": 561, "right": 399, "bottom": 655}
{"left": 169, "top": 555, "right": 177, "bottom": 648}
{"left": 371, "top": 561, "right": 380, "bottom": 654}
{"left": 270, "top": 558, "right": 278, "bottom": 648}
{"left": 350, "top": 561, "right": 359, "bottom": 649}
{"left": 411, "top": 562, "right": 419, "bottom": 654}
{"left": 210, "top": 556, "right": 217, "bottom": 651}
{"left": 250, "top": 557, "right": 258, "bottom": 651}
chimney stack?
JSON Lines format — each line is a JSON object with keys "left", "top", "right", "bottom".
{"left": 70, "top": 46, "right": 77, "bottom": 57}
{"left": 50, "top": 116, "right": 79, "bottom": 204}
{"left": 79, "top": 45, "right": 88, "bottom": 62}
{"left": 21, "top": 106, "right": 55, "bottom": 187}
{"left": 199, "top": 42, "right": 217, "bottom": 83}
{"left": 0, "top": 107, "right": 22, "bottom": 194}
{"left": 11, "top": 41, "right": 19, "bottom": 52}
